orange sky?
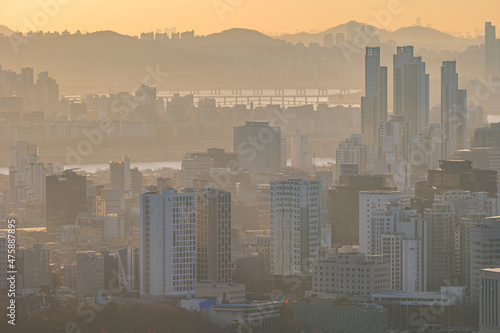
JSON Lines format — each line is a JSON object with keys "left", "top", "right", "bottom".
{"left": 0, "top": 0, "right": 498, "bottom": 36}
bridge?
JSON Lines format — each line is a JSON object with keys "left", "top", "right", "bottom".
{"left": 157, "top": 88, "right": 360, "bottom": 106}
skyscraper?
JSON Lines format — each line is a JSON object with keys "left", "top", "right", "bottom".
{"left": 109, "top": 156, "right": 131, "bottom": 197}
{"left": 270, "top": 179, "right": 321, "bottom": 276}
{"left": 393, "top": 46, "right": 430, "bottom": 135}
{"left": 361, "top": 47, "right": 387, "bottom": 146}
{"left": 233, "top": 121, "right": 282, "bottom": 173}
{"left": 485, "top": 22, "right": 497, "bottom": 76}
{"left": 196, "top": 188, "right": 232, "bottom": 283}
{"left": 140, "top": 189, "right": 197, "bottom": 297}
{"left": 291, "top": 129, "right": 312, "bottom": 171}
{"left": 441, "top": 61, "right": 467, "bottom": 159}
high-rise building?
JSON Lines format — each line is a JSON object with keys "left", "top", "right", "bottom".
{"left": 328, "top": 174, "right": 393, "bottom": 246}
{"left": 76, "top": 251, "right": 104, "bottom": 296}
{"left": 233, "top": 121, "right": 282, "bottom": 173}
{"left": 118, "top": 246, "right": 140, "bottom": 292}
{"left": 393, "top": 46, "right": 430, "bottom": 135}
{"left": 109, "top": 156, "right": 131, "bottom": 196}
{"left": 140, "top": 189, "right": 197, "bottom": 297}
{"left": 479, "top": 268, "right": 500, "bottom": 333}
{"left": 196, "top": 188, "right": 232, "bottom": 283}
{"left": 178, "top": 153, "right": 214, "bottom": 188}
{"left": 23, "top": 155, "right": 46, "bottom": 203}
{"left": 362, "top": 47, "right": 388, "bottom": 147}
{"left": 358, "top": 191, "right": 401, "bottom": 256}
{"left": 46, "top": 170, "right": 87, "bottom": 226}
{"left": 381, "top": 210, "right": 426, "bottom": 292}
{"left": 471, "top": 217, "right": 500, "bottom": 306}
{"left": 441, "top": 61, "right": 467, "bottom": 159}
{"left": 485, "top": 22, "right": 497, "bottom": 76}
{"left": 424, "top": 201, "right": 456, "bottom": 291}
{"left": 335, "top": 134, "right": 369, "bottom": 175}
{"left": 291, "top": 129, "right": 312, "bottom": 171}
{"left": 10, "top": 141, "right": 39, "bottom": 171}
{"left": 17, "top": 244, "right": 52, "bottom": 292}
{"left": 270, "top": 179, "right": 322, "bottom": 276}
{"left": 35, "top": 71, "right": 59, "bottom": 112}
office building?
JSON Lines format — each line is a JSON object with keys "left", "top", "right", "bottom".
{"left": 109, "top": 156, "right": 131, "bottom": 196}
{"left": 270, "top": 179, "right": 322, "bottom": 276}
{"left": 311, "top": 252, "right": 391, "bottom": 296}
{"left": 140, "top": 189, "right": 197, "bottom": 297}
{"left": 471, "top": 217, "right": 500, "bottom": 306}
{"left": 479, "top": 268, "right": 500, "bottom": 333}
{"left": 46, "top": 170, "right": 87, "bottom": 226}
{"left": 118, "top": 246, "right": 140, "bottom": 292}
{"left": 233, "top": 121, "right": 282, "bottom": 173}
{"left": 328, "top": 174, "right": 392, "bottom": 245}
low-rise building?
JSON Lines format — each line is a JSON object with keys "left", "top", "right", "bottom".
{"left": 195, "top": 281, "right": 245, "bottom": 304}
{"left": 312, "top": 252, "right": 391, "bottom": 296}
{"left": 293, "top": 299, "right": 388, "bottom": 333}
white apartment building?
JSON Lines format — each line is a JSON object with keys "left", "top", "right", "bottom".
{"left": 359, "top": 190, "right": 401, "bottom": 255}
{"left": 270, "top": 179, "right": 322, "bottom": 276}
{"left": 140, "top": 189, "right": 197, "bottom": 297}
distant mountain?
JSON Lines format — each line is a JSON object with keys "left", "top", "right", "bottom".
{"left": 0, "top": 25, "right": 13, "bottom": 36}
{"left": 0, "top": 30, "right": 227, "bottom": 93}
{"left": 387, "top": 26, "right": 469, "bottom": 48}
{"left": 275, "top": 22, "right": 476, "bottom": 50}
{"left": 202, "top": 28, "right": 287, "bottom": 46}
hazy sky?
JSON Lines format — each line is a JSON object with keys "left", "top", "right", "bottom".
{"left": 0, "top": 0, "right": 498, "bottom": 36}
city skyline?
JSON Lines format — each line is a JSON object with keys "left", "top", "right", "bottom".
{"left": 0, "top": 0, "right": 499, "bottom": 37}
